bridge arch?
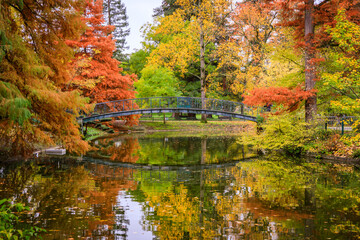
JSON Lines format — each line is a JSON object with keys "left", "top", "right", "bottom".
{"left": 81, "top": 97, "right": 258, "bottom": 123}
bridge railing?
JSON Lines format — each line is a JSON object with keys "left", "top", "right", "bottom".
{"left": 92, "top": 97, "right": 257, "bottom": 116}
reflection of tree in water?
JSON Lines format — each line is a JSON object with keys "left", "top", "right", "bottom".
{"left": 212, "top": 159, "right": 360, "bottom": 239}
{"left": 2, "top": 145, "right": 360, "bottom": 239}
{"left": 137, "top": 158, "right": 360, "bottom": 239}
{"left": 91, "top": 136, "right": 253, "bottom": 165}
{"left": 0, "top": 159, "right": 139, "bottom": 239}
{"left": 0, "top": 160, "right": 97, "bottom": 239}
{"left": 85, "top": 163, "right": 138, "bottom": 239}
{"left": 91, "top": 136, "right": 140, "bottom": 163}
{"left": 136, "top": 136, "right": 252, "bottom": 165}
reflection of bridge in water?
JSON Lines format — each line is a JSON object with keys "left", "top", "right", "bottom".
{"left": 82, "top": 156, "right": 257, "bottom": 182}
{"left": 80, "top": 97, "right": 259, "bottom": 123}
{"left": 85, "top": 136, "right": 258, "bottom": 180}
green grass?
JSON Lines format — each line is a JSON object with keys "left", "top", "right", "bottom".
{"left": 85, "top": 127, "right": 106, "bottom": 141}
{"left": 140, "top": 120, "right": 255, "bottom": 131}
{"left": 83, "top": 118, "right": 255, "bottom": 141}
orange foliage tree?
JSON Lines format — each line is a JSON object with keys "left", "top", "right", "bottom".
{"left": 0, "top": 0, "right": 91, "bottom": 157}
{"left": 219, "top": 0, "right": 278, "bottom": 94}
{"left": 66, "top": 0, "right": 138, "bottom": 125}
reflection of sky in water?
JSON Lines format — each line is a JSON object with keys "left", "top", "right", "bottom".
{"left": 115, "top": 191, "right": 155, "bottom": 240}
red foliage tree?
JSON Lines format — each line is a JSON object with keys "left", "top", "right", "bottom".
{"left": 66, "top": 0, "right": 138, "bottom": 124}
{"left": 244, "top": 0, "right": 360, "bottom": 121}
{"left": 243, "top": 87, "right": 315, "bottom": 113}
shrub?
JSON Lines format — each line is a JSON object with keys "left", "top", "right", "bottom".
{"left": 315, "top": 128, "right": 334, "bottom": 141}
{"left": 322, "top": 134, "right": 342, "bottom": 153}
{"left": 0, "top": 199, "right": 45, "bottom": 239}
{"left": 241, "top": 112, "right": 314, "bottom": 156}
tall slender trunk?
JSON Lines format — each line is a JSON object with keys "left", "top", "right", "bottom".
{"left": 200, "top": 19, "right": 207, "bottom": 123}
{"left": 304, "top": 0, "right": 316, "bottom": 122}
{"left": 107, "top": 0, "right": 112, "bottom": 25}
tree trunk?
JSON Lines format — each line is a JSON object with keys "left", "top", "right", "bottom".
{"left": 200, "top": 19, "right": 207, "bottom": 123}
{"left": 304, "top": 0, "right": 317, "bottom": 122}
{"left": 107, "top": 0, "right": 112, "bottom": 25}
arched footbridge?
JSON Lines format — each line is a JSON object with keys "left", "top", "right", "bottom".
{"left": 80, "top": 97, "right": 259, "bottom": 123}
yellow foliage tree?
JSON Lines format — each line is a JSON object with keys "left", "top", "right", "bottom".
{"left": 145, "top": 0, "right": 232, "bottom": 122}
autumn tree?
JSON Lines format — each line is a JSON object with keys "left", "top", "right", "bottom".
{"left": 243, "top": 0, "right": 360, "bottom": 121}
{"left": 322, "top": 10, "right": 360, "bottom": 115}
{"left": 216, "top": 0, "right": 278, "bottom": 96}
{"left": 103, "top": 0, "right": 130, "bottom": 60}
{"left": 146, "top": 0, "right": 232, "bottom": 122}
{"left": 0, "top": 0, "right": 91, "bottom": 157}
{"left": 66, "top": 0, "right": 137, "bottom": 125}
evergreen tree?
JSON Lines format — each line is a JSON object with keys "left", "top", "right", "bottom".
{"left": 153, "top": 0, "right": 180, "bottom": 17}
{"left": 103, "top": 0, "right": 130, "bottom": 60}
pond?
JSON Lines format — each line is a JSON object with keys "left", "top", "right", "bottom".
{"left": 1, "top": 135, "right": 360, "bottom": 239}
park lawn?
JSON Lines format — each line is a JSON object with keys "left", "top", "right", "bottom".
{"left": 140, "top": 119, "right": 255, "bottom": 132}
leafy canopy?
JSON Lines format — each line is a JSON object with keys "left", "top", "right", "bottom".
{"left": 134, "top": 65, "right": 182, "bottom": 98}
{"left": 322, "top": 10, "right": 360, "bottom": 116}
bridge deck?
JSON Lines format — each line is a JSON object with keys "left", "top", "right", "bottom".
{"left": 81, "top": 97, "right": 259, "bottom": 123}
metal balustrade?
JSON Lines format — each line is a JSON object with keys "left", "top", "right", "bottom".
{"left": 81, "top": 97, "right": 258, "bottom": 123}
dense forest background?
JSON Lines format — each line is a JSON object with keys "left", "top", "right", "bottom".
{"left": 1, "top": 0, "right": 360, "bottom": 157}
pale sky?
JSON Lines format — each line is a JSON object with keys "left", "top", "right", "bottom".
{"left": 122, "top": 0, "right": 163, "bottom": 54}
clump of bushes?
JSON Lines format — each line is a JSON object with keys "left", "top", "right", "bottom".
{"left": 0, "top": 199, "right": 45, "bottom": 239}
{"left": 242, "top": 112, "right": 313, "bottom": 156}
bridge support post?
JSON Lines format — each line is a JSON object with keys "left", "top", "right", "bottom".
{"left": 78, "top": 119, "right": 84, "bottom": 135}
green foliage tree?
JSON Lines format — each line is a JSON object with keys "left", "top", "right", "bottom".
{"left": 128, "top": 49, "right": 150, "bottom": 78}
{"left": 134, "top": 65, "right": 182, "bottom": 98}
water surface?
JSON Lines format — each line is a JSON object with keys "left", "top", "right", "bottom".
{"left": 1, "top": 136, "right": 360, "bottom": 239}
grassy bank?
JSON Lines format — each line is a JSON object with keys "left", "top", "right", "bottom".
{"left": 84, "top": 119, "right": 256, "bottom": 140}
